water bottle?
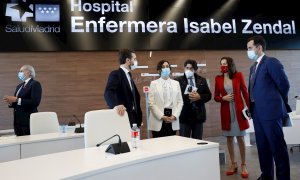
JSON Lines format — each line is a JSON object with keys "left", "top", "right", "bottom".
{"left": 61, "top": 124, "right": 67, "bottom": 133}
{"left": 136, "top": 126, "right": 140, "bottom": 148}
{"left": 131, "top": 124, "right": 140, "bottom": 149}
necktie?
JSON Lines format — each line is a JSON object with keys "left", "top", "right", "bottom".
{"left": 250, "top": 62, "right": 258, "bottom": 102}
{"left": 188, "top": 77, "right": 197, "bottom": 109}
{"left": 128, "top": 72, "right": 137, "bottom": 113}
{"left": 16, "top": 82, "right": 25, "bottom": 97}
{"left": 188, "top": 77, "right": 194, "bottom": 87}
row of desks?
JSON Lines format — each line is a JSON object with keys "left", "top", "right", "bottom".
{"left": 0, "top": 132, "right": 84, "bottom": 163}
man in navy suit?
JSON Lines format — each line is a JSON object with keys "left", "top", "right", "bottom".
{"left": 3, "top": 65, "right": 42, "bottom": 136}
{"left": 247, "top": 35, "right": 290, "bottom": 180}
{"left": 104, "top": 49, "right": 142, "bottom": 127}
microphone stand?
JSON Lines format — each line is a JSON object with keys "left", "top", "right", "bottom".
{"left": 96, "top": 134, "right": 120, "bottom": 147}
{"left": 96, "top": 134, "right": 130, "bottom": 154}
{"left": 73, "top": 115, "right": 84, "bottom": 133}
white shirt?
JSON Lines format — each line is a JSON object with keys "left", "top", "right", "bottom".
{"left": 17, "top": 78, "right": 31, "bottom": 105}
{"left": 255, "top": 53, "right": 265, "bottom": 70}
{"left": 120, "top": 66, "right": 132, "bottom": 90}
{"left": 188, "top": 75, "right": 196, "bottom": 87}
{"left": 158, "top": 77, "right": 173, "bottom": 108}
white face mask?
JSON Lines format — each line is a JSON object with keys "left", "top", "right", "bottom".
{"left": 184, "top": 70, "right": 194, "bottom": 78}
{"left": 130, "top": 60, "right": 138, "bottom": 70}
{"left": 247, "top": 50, "right": 258, "bottom": 61}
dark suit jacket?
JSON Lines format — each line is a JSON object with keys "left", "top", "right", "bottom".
{"left": 10, "top": 79, "right": 42, "bottom": 126}
{"left": 104, "top": 68, "right": 142, "bottom": 126}
{"left": 214, "top": 72, "right": 250, "bottom": 131}
{"left": 249, "top": 55, "right": 290, "bottom": 121}
{"left": 175, "top": 74, "right": 211, "bottom": 124}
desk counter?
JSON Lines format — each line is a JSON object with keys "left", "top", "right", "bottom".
{"left": 0, "top": 136, "right": 220, "bottom": 180}
{"left": 0, "top": 132, "right": 84, "bottom": 162}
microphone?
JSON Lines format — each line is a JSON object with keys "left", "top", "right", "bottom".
{"left": 73, "top": 115, "right": 84, "bottom": 133}
{"left": 96, "top": 134, "right": 130, "bottom": 155}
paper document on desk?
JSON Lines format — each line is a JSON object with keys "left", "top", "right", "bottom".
{"left": 283, "top": 114, "right": 293, "bottom": 127}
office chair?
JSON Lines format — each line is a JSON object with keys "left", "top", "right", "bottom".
{"left": 84, "top": 109, "right": 131, "bottom": 148}
{"left": 30, "top": 112, "right": 60, "bottom": 135}
{"left": 290, "top": 145, "right": 300, "bottom": 153}
{"left": 290, "top": 98, "right": 300, "bottom": 152}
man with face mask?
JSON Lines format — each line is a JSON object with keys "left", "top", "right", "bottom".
{"left": 3, "top": 65, "right": 42, "bottom": 136}
{"left": 175, "top": 59, "right": 211, "bottom": 140}
{"left": 104, "top": 49, "right": 142, "bottom": 128}
{"left": 247, "top": 35, "right": 290, "bottom": 180}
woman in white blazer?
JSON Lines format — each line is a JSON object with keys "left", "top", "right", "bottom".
{"left": 149, "top": 60, "right": 183, "bottom": 138}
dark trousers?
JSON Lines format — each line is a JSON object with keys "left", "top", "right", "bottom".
{"left": 14, "top": 125, "right": 30, "bottom": 136}
{"left": 152, "top": 122, "right": 176, "bottom": 138}
{"left": 179, "top": 122, "right": 203, "bottom": 140}
{"left": 253, "top": 105, "right": 290, "bottom": 180}
{"left": 14, "top": 110, "right": 31, "bottom": 136}
{"left": 127, "top": 111, "right": 139, "bottom": 127}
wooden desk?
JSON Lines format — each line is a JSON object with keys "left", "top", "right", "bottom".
{"left": 0, "top": 136, "right": 220, "bottom": 180}
{"left": 0, "top": 132, "right": 84, "bottom": 163}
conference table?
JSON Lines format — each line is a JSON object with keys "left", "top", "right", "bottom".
{"left": 0, "top": 135, "right": 220, "bottom": 180}
{"left": 0, "top": 132, "right": 84, "bottom": 163}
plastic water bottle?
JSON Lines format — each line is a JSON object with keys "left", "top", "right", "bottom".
{"left": 136, "top": 126, "right": 140, "bottom": 148}
{"left": 131, "top": 124, "right": 140, "bottom": 149}
{"left": 61, "top": 124, "right": 67, "bottom": 133}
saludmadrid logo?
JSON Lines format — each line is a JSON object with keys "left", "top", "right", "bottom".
{"left": 4, "top": 0, "right": 60, "bottom": 33}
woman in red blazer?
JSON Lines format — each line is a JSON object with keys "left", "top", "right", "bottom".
{"left": 214, "top": 57, "right": 250, "bottom": 178}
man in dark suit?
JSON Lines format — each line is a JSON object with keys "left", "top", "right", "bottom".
{"left": 3, "top": 65, "right": 42, "bottom": 136}
{"left": 247, "top": 35, "right": 290, "bottom": 180}
{"left": 104, "top": 49, "right": 142, "bottom": 127}
{"left": 175, "top": 59, "right": 211, "bottom": 139}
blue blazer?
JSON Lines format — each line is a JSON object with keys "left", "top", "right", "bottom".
{"left": 104, "top": 68, "right": 142, "bottom": 126}
{"left": 249, "top": 55, "right": 290, "bottom": 120}
{"left": 11, "top": 79, "right": 42, "bottom": 113}
{"left": 10, "top": 79, "right": 42, "bottom": 126}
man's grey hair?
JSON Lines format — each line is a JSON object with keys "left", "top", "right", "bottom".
{"left": 23, "top": 65, "right": 36, "bottom": 78}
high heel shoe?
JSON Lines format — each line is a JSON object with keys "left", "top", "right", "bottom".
{"left": 226, "top": 162, "right": 238, "bottom": 175}
{"left": 241, "top": 163, "right": 249, "bottom": 178}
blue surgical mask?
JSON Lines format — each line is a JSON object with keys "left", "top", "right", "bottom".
{"left": 18, "top": 72, "right": 26, "bottom": 81}
{"left": 247, "top": 50, "right": 258, "bottom": 61}
{"left": 161, "top": 68, "right": 170, "bottom": 78}
{"left": 130, "top": 60, "right": 138, "bottom": 70}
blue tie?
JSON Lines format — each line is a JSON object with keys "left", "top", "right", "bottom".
{"left": 188, "top": 77, "right": 197, "bottom": 109}
{"left": 189, "top": 77, "right": 194, "bottom": 87}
